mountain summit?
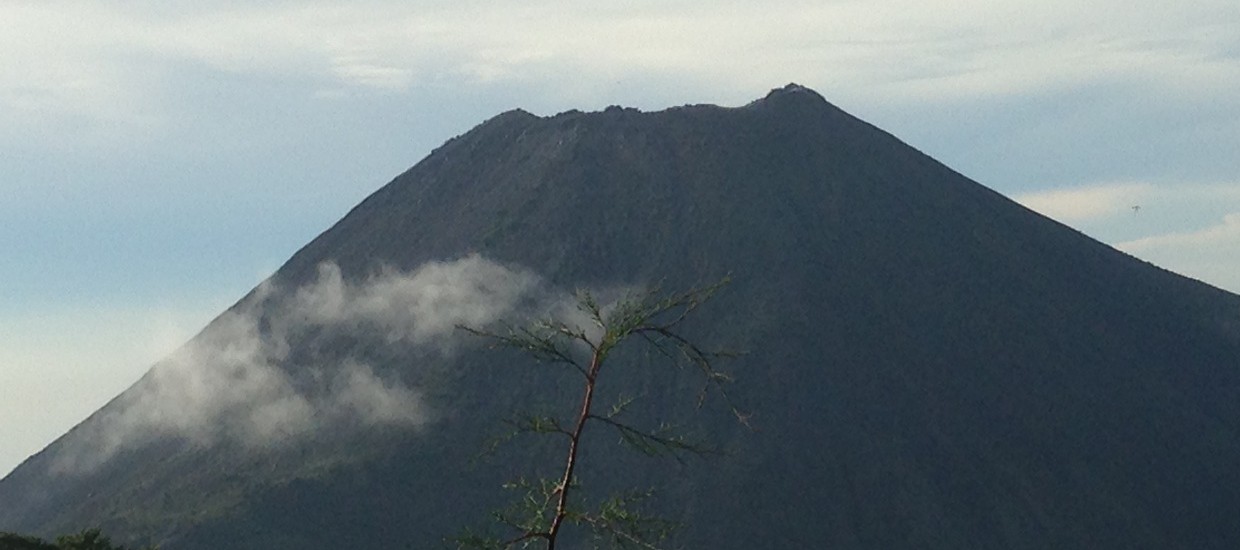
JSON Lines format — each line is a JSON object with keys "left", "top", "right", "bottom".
{"left": 748, "top": 81, "right": 830, "bottom": 106}
{"left": 4, "top": 85, "right": 1240, "bottom": 549}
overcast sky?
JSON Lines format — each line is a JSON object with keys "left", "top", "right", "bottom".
{"left": 3, "top": 0, "right": 1238, "bottom": 477}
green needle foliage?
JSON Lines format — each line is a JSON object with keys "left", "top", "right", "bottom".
{"left": 455, "top": 278, "right": 747, "bottom": 550}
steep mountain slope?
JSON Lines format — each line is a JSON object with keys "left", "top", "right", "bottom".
{"left": 3, "top": 84, "right": 1240, "bottom": 549}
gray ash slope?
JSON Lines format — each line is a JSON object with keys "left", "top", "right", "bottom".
{"left": 4, "top": 84, "right": 1240, "bottom": 548}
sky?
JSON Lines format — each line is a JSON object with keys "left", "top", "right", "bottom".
{"left": 2, "top": 0, "right": 1238, "bottom": 477}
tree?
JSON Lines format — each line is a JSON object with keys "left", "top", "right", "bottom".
{"left": 0, "top": 529, "right": 154, "bottom": 550}
{"left": 456, "top": 279, "right": 747, "bottom": 549}
{"left": 0, "top": 531, "right": 56, "bottom": 550}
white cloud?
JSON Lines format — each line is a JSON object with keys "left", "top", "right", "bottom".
{"left": 1014, "top": 181, "right": 1240, "bottom": 294}
{"left": 0, "top": 5, "right": 155, "bottom": 146}
{"left": 45, "top": 255, "right": 579, "bottom": 475}
{"left": 4, "top": 0, "right": 1237, "bottom": 128}
{"left": 1015, "top": 181, "right": 1240, "bottom": 229}
{"left": 1122, "top": 212, "right": 1240, "bottom": 251}
{"left": 333, "top": 360, "right": 425, "bottom": 425}
{"left": 1014, "top": 182, "right": 1155, "bottom": 224}
{"left": 1117, "top": 213, "right": 1240, "bottom": 293}
{"left": 329, "top": 60, "right": 413, "bottom": 90}
{"left": 287, "top": 257, "right": 543, "bottom": 348}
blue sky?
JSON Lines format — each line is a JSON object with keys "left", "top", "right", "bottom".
{"left": 2, "top": 0, "right": 1238, "bottom": 476}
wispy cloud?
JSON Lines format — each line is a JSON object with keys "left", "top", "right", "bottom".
{"left": 329, "top": 59, "right": 412, "bottom": 91}
{"left": 1014, "top": 181, "right": 1240, "bottom": 293}
{"left": 1014, "top": 181, "right": 1240, "bottom": 228}
{"left": 3, "top": 0, "right": 1236, "bottom": 197}
{"left": 4, "top": 1, "right": 1237, "bottom": 123}
{"left": 1117, "top": 213, "right": 1240, "bottom": 293}
{"left": 1014, "top": 182, "right": 1155, "bottom": 224}
{"left": 1121, "top": 212, "right": 1240, "bottom": 251}
{"left": 47, "top": 255, "right": 574, "bottom": 475}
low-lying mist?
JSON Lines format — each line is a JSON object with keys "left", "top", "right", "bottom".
{"left": 49, "top": 254, "right": 588, "bottom": 475}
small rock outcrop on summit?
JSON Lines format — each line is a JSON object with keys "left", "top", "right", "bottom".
{"left": 3, "top": 84, "right": 1240, "bottom": 549}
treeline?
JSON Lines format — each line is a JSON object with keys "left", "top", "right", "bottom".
{"left": 0, "top": 529, "right": 153, "bottom": 550}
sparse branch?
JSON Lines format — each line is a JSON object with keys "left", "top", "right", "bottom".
{"left": 574, "top": 290, "right": 606, "bottom": 330}
{"left": 499, "top": 531, "right": 551, "bottom": 548}
{"left": 504, "top": 414, "right": 572, "bottom": 439}
{"left": 457, "top": 323, "right": 589, "bottom": 379}
{"left": 634, "top": 325, "right": 751, "bottom": 428}
{"left": 613, "top": 277, "right": 731, "bottom": 337}
{"left": 577, "top": 489, "right": 678, "bottom": 550}
{"left": 457, "top": 276, "right": 744, "bottom": 550}
{"left": 578, "top": 515, "right": 667, "bottom": 550}
{"left": 458, "top": 478, "right": 560, "bottom": 549}
{"left": 605, "top": 394, "right": 639, "bottom": 419}
{"left": 586, "top": 414, "right": 716, "bottom": 462}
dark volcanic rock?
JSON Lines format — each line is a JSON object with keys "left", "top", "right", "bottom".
{"left": 4, "top": 84, "right": 1240, "bottom": 549}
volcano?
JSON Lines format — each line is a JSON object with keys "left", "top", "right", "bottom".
{"left": 3, "top": 84, "right": 1240, "bottom": 549}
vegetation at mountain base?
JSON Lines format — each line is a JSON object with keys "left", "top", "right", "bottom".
{"left": 0, "top": 528, "right": 154, "bottom": 550}
{"left": 456, "top": 280, "right": 746, "bottom": 549}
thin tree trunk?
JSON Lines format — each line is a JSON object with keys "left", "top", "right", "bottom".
{"left": 546, "top": 350, "right": 604, "bottom": 550}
